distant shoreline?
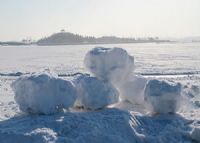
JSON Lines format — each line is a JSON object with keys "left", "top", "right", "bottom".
{"left": 0, "top": 41, "right": 174, "bottom": 46}
{"left": 2, "top": 41, "right": 200, "bottom": 46}
{"left": 1, "top": 31, "right": 200, "bottom": 46}
{"left": 36, "top": 41, "right": 173, "bottom": 46}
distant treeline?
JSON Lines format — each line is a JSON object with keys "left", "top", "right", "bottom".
{"left": 0, "top": 31, "right": 172, "bottom": 46}
{"left": 0, "top": 41, "right": 30, "bottom": 46}
{"left": 37, "top": 32, "right": 171, "bottom": 45}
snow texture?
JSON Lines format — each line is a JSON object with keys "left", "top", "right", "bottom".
{"left": 11, "top": 73, "right": 77, "bottom": 114}
{"left": 0, "top": 108, "right": 198, "bottom": 143}
{"left": 74, "top": 75, "right": 119, "bottom": 110}
{"left": 191, "top": 127, "right": 200, "bottom": 142}
{"left": 144, "top": 79, "right": 182, "bottom": 114}
{"left": 84, "top": 47, "right": 134, "bottom": 83}
{"left": 1, "top": 44, "right": 200, "bottom": 143}
{"left": 190, "top": 121, "right": 200, "bottom": 142}
{"left": 118, "top": 75, "right": 147, "bottom": 104}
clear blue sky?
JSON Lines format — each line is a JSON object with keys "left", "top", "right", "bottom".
{"left": 0, "top": 0, "right": 200, "bottom": 41}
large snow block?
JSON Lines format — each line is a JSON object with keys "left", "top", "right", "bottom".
{"left": 84, "top": 47, "right": 134, "bottom": 83}
{"left": 144, "top": 79, "right": 181, "bottom": 114}
{"left": 11, "top": 73, "right": 77, "bottom": 114}
{"left": 74, "top": 75, "right": 119, "bottom": 110}
{"left": 118, "top": 75, "right": 147, "bottom": 104}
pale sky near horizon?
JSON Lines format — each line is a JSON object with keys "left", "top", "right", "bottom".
{"left": 0, "top": 0, "right": 200, "bottom": 41}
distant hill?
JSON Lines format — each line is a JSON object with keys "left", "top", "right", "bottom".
{"left": 37, "top": 32, "right": 171, "bottom": 45}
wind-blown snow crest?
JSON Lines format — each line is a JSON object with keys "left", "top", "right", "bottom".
{"left": 11, "top": 72, "right": 76, "bottom": 114}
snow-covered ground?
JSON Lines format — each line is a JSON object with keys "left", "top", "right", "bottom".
{"left": 0, "top": 43, "right": 200, "bottom": 75}
{"left": 0, "top": 43, "right": 200, "bottom": 142}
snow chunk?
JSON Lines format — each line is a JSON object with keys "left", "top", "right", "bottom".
{"left": 118, "top": 75, "right": 147, "bottom": 104}
{"left": 11, "top": 73, "right": 76, "bottom": 114}
{"left": 74, "top": 75, "right": 119, "bottom": 110}
{"left": 84, "top": 47, "right": 134, "bottom": 83}
{"left": 144, "top": 79, "right": 181, "bottom": 114}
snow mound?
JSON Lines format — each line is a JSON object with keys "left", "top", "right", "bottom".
{"left": 11, "top": 73, "right": 76, "bottom": 114}
{"left": 74, "top": 75, "right": 119, "bottom": 110}
{"left": 144, "top": 79, "right": 181, "bottom": 114}
{"left": 118, "top": 75, "right": 147, "bottom": 104}
{"left": 84, "top": 47, "right": 134, "bottom": 83}
{"left": 0, "top": 108, "right": 197, "bottom": 143}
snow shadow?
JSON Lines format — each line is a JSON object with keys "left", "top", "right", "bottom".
{"left": 0, "top": 108, "right": 196, "bottom": 143}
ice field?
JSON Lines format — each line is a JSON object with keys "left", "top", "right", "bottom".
{"left": 0, "top": 43, "right": 200, "bottom": 143}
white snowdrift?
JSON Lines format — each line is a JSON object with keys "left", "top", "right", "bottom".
{"left": 11, "top": 73, "right": 76, "bottom": 114}
{"left": 74, "top": 75, "right": 119, "bottom": 110}
{"left": 118, "top": 75, "right": 147, "bottom": 104}
{"left": 84, "top": 47, "right": 134, "bottom": 83}
{"left": 144, "top": 79, "right": 181, "bottom": 114}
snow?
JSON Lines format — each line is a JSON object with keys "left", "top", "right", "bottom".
{"left": 84, "top": 47, "right": 134, "bottom": 83}
{"left": 144, "top": 79, "right": 182, "bottom": 114}
{"left": 0, "top": 108, "right": 199, "bottom": 143}
{"left": 11, "top": 73, "right": 77, "bottom": 114}
{"left": 74, "top": 74, "right": 119, "bottom": 110}
{"left": 118, "top": 75, "right": 147, "bottom": 104}
{"left": 191, "top": 125, "right": 200, "bottom": 142}
{"left": 0, "top": 43, "right": 200, "bottom": 143}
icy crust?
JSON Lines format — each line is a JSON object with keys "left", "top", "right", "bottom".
{"left": 11, "top": 73, "right": 76, "bottom": 114}
{"left": 84, "top": 47, "right": 134, "bottom": 83}
{"left": 144, "top": 79, "right": 181, "bottom": 114}
{"left": 0, "top": 108, "right": 198, "bottom": 143}
{"left": 74, "top": 75, "right": 119, "bottom": 110}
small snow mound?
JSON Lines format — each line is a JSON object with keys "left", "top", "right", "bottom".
{"left": 118, "top": 75, "right": 147, "bottom": 104}
{"left": 84, "top": 47, "right": 134, "bottom": 83}
{"left": 74, "top": 75, "right": 119, "bottom": 110}
{"left": 11, "top": 73, "right": 76, "bottom": 114}
{"left": 144, "top": 79, "right": 181, "bottom": 114}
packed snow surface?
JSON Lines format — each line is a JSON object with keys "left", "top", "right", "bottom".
{"left": 11, "top": 73, "right": 76, "bottom": 114}
{"left": 74, "top": 75, "right": 119, "bottom": 110}
{"left": 0, "top": 108, "right": 199, "bottom": 143}
{"left": 84, "top": 47, "right": 134, "bottom": 83}
{"left": 144, "top": 79, "right": 182, "bottom": 114}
